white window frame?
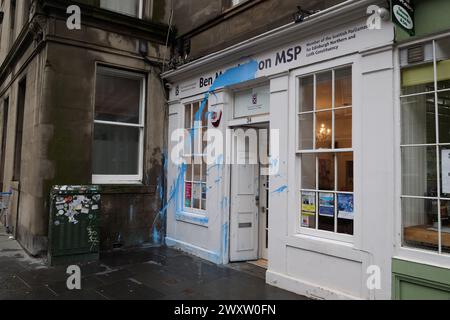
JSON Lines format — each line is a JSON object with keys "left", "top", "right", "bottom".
{"left": 92, "top": 66, "right": 146, "bottom": 185}
{"left": 182, "top": 98, "right": 208, "bottom": 215}
{"left": 396, "top": 35, "right": 450, "bottom": 261}
{"left": 291, "top": 57, "right": 357, "bottom": 244}
{"left": 99, "top": 0, "right": 144, "bottom": 19}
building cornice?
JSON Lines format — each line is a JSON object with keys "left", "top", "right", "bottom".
{"left": 162, "top": 0, "right": 389, "bottom": 82}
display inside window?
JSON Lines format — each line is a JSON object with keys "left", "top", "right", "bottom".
{"left": 184, "top": 101, "right": 209, "bottom": 211}
{"left": 400, "top": 39, "right": 450, "bottom": 255}
{"left": 297, "top": 65, "right": 354, "bottom": 236}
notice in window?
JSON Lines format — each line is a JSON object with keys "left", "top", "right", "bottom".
{"left": 443, "top": 149, "right": 450, "bottom": 194}
{"left": 301, "top": 192, "right": 316, "bottom": 215}
{"left": 319, "top": 193, "right": 335, "bottom": 217}
{"left": 337, "top": 194, "right": 354, "bottom": 220}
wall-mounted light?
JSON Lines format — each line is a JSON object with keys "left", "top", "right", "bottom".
{"left": 293, "top": 6, "right": 319, "bottom": 24}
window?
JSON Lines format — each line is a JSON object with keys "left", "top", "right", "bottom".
{"left": 400, "top": 37, "right": 450, "bottom": 255}
{"left": 92, "top": 67, "right": 145, "bottom": 184}
{"left": 223, "top": 0, "right": 248, "bottom": 11}
{"left": 99, "top": 0, "right": 142, "bottom": 18}
{"left": 183, "top": 101, "right": 208, "bottom": 212}
{"left": 298, "top": 66, "right": 354, "bottom": 236}
{"left": 13, "top": 78, "right": 25, "bottom": 181}
{"left": 0, "top": 97, "right": 9, "bottom": 189}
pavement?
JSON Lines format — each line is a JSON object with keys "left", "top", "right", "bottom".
{"left": 0, "top": 226, "right": 308, "bottom": 300}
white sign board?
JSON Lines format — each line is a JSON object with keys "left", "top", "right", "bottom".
{"left": 443, "top": 149, "right": 450, "bottom": 194}
{"left": 234, "top": 85, "right": 270, "bottom": 118}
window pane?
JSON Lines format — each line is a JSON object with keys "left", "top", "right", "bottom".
{"left": 186, "top": 163, "right": 192, "bottom": 181}
{"left": 401, "top": 146, "right": 437, "bottom": 197}
{"left": 318, "top": 192, "right": 335, "bottom": 232}
{"left": 193, "top": 102, "right": 200, "bottom": 124}
{"left": 335, "top": 67, "right": 352, "bottom": 108}
{"left": 201, "top": 101, "right": 209, "bottom": 128}
{"left": 337, "top": 152, "right": 353, "bottom": 192}
{"left": 442, "top": 200, "right": 450, "bottom": 254}
{"left": 185, "top": 104, "right": 191, "bottom": 129}
{"left": 194, "top": 164, "right": 201, "bottom": 181}
{"left": 316, "top": 111, "right": 332, "bottom": 149}
{"left": 438, "top": 91, "right": 450, "bottom": 143}
{"left": 299, "top": 76, "right": 314, "bottom": 112}
{"left": 185, "top": 182, "right": 192, "bottom": 208}
{"left": 436, "top": 37, "right": 450, "bottom": 91}
{"left": 193, "top": 183, "right": 201, "bottom": 209}
{"left": 95, "top": 72, "right": 141, "bottom": 124}
{"left": 401, "top": 94, "right": 436, "bottom": 145}
{"left": 100, "top": 0, "right": 140, "bottom": 17}
{"left": 298, "top": 113, "right": 313, "bottom": 150}
{"left": 316, "top": 72, "right": 332, "bottom": 110}
{"left": 401, "top": 63, "right": 435, "bottom": 95}
{"left": 441, "top": 146, "right": 450, "bottom": 198}
{"left": 318, "top": 153, "right": 334, "bottom": 191}
{"left": 201, "top": 162, "right": 207, "bottom": 183}
{"left": 301, "top": 191, "right": 316, "bottom": 229}
{"left": 402, "top": 198, "right": 438, "bottom": 252}
{"left": 337, "top": 193, "right": 354, "bottom": 235}
{"left": 301, "top": 154, "right": 316, "bottom": 189}
{"left": 335, "top": 108, "right": 352, "bottom": 148}
{"left": 93, "top": 124, "right": 139, "bottom": 175}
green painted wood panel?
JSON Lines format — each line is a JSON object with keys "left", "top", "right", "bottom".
{"left": 392, "top": 258, "right": 450, "bottom": 300}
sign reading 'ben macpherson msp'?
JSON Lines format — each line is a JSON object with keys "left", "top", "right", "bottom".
{"left": 171, "top": 19, "right": 394, "bottom": 100}
{"left": 391, "top": 0, "right": 415, "bottom": 36}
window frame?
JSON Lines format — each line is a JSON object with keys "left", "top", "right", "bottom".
{"left": 182, "top": 99, "right": 209, "bottom": 215}
{"left": 92, "top": 65, "right": 146, "bottom": 185}
{"left": 99, "top": 0, "right": 144, "bottom": 19}
{"left": 294, "top": 62, "right": 355, "bottom": 244}
{"left": 398, "top": 37, "right": 450, "bottom": 257}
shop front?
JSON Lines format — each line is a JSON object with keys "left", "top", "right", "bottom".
{"left": 163, "top": 0, "right": 395, "bottom": 299}
{"left": 392, "top": 0, "right": 450, "bottom": 300}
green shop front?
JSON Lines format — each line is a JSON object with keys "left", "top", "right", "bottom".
{"left": 394, "top": 0, "right": 450, "bottom": 300}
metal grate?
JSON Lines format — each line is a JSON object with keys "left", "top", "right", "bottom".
{"left": 407, "top": 45, "right": 425, "bottom": 64}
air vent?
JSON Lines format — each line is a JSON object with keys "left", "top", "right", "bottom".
{"left": 408, "top": 45, "right": 425, "bottom": 64}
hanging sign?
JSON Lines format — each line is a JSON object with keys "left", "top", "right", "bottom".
{"left": 391, "top": 0, "right": 415, "bottom": 36}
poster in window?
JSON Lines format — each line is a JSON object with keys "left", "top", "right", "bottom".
{"left": 443, "top": 149, "right": 450, "bottom": 194}
{"left": 301, "top": 192, "right": 316, "bottom": 215}
{"left": 301, "top": 216, "right": 310, "bottom": 228}
{"left": 193, "top": 183, "right": 201, "bottom": 201}
{"left": 337, "top": 194, "right": 354, "bottom": 220}
{"left": 185, "top": 182, "right": 192, "bottom": 207}
{"left": 319, "top": 193, "right": 335, "bottom": 217}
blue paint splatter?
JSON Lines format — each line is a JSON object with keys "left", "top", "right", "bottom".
{"left": 272, "top": 185, "right": 288, "bottom": 194}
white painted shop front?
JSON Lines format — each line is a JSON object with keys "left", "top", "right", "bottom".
{"left": 163, "top": 1, "right": 395, "bottom": 299}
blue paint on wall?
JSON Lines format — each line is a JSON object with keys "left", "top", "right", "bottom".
{"left": 272, "top": 185, "right": 288, "bottom": 194}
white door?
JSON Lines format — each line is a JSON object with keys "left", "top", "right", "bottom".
{"left": 230, "top": 130, "right": 259, "bottom": 262}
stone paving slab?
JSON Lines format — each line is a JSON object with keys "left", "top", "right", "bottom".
{"left": 0, "top": 226, "right": 308, "bottom": 300}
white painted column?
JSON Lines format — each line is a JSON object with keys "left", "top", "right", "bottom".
{"left": 267, "top": 72, "right": 290, "bottom": 275}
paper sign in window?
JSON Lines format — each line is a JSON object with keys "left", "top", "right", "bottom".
{"left": 443, "top": 149, "right": 450, "bottom": 194}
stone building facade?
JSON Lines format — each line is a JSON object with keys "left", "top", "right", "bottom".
{"left": 0, "top": 0, "right": 171, "bottom": 256}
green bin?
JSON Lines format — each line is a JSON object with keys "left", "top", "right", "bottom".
{"left": 48, "top": 185, "right": 101, "bottom": 265}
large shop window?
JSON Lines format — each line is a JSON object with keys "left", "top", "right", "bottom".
{"left": 400, "top": 37, "right": 450, "bottom": 255}
{"left": 100, "top": 0, "right": 142, "bottom": 18}
{"left": 298, "top": 66, "right": 354, "bottom": 236}
{"left": 92, "top": 67, "right": 145, "bottom": 184}
{"left": 183, "top": 101, "right": 209, "bottom": 212}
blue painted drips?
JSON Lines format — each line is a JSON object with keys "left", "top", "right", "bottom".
{"left": 272, "top": 185, "right": 288, "bottom": 194}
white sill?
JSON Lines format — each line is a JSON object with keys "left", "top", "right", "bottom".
{"left": 297, "top": 227, "right": 354, "bottom": 244}
{"left": 175, "top": 211, "right": 209, "bottom": 227}
{"left": 395, "top": 246, "right": 450, "bottom": 269}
